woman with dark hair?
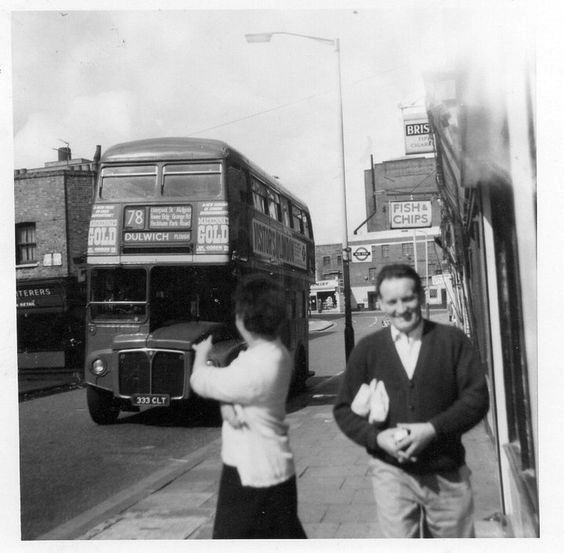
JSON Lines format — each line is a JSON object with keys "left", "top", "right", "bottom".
{"left": 191, "top": 274, "right": 306, "bottom": 539}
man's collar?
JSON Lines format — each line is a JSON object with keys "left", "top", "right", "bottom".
{"left": 390, "top": 319, "right": 424, "bottom": 342}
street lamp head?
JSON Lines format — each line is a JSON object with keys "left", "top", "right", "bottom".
{"left": 245, "top": 31, "right": 336, "bottom": 48}
{"left": 245, "top": 33, "right": 273, "bottom": 43}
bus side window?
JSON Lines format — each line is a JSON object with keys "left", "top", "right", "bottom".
{"left": 291, "top": 204, "right": 304, "bottom": 234}
{"left": 302, "top": 213, "right": 312, "bottom": 238}
{"left": 227, "top": 164, "right": 248, "bottom": 204}
{"left": 268, "top": 189, "right": 281, "bottom": 221}
{"left": 281, "top": 197, "right": 291, "bottom": 227}
{"left": 251, "top": 178, "right": 268, "bottom": 214}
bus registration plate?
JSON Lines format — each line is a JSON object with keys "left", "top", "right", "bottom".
{"left": 133, "top": 394, "right": 170, "bottom": 407}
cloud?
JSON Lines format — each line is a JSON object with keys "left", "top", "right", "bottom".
{"left": 14, "top": 90, "right": 136, "bottom": 168}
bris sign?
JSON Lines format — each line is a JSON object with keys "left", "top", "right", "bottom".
{"left": 390, "top": 201, "right": 432, "bottom": 228}
{"left": 403, "top": 115, "right": 434, "bottom": 155}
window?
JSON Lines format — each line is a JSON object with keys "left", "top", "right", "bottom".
{"left": 163, "top": 163, "right": 222, "bottom": 198}
{"left": 16, "top": 223, "right": 36, "bottom": 265}
{"left": 100, "top": 165, "right": 157, "bottom": 200}
{"left": 267, "top": 190, "right": 281, "bottom": 221}
{"left": 302, "top": 212, "right": 312, "bottom": 238}
{"left": 368, "top": 267, "right": 377, "bottom": 281}
{"left": 280, "top": 197, "right": 291, "bottom": 227}
{"left": 402, "top": 243, "right": 413, "bottom": 257}
{"left": 382, "top": 244, "right": 390, "bottom": 258}
{"left": 322, "top": 256, "right": 331, "bottom": 266}
{"left": 89, "top": 267, "right": 147, "bottom": 321}
{"left": 291, "top": 205, "right": 303, "bottom": 233}
{"left": 251, "top": 178, "right": 268, "bottom": 214}
{"left": 336, "top": 255, "right": 342, "bottom": 265}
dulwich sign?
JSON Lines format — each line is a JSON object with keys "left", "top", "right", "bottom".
{"left": 390, "top": 201, "right": 432, "bottom": 228}
{"left": 123, "top": 204, "right": 193, "bottom": 248}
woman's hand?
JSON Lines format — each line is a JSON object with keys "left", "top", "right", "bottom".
{"left": 220, "top": 403, "right": 246, "bottom": 428}
{"left": 192, "top": 335, "right": 213, "bottom": 359}
{"left": 192, "top": 336, "right": 213, "bottom": 372}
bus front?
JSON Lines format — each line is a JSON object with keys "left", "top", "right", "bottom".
{"left": 84, "top": 140, "right": 242, "bottom": 424}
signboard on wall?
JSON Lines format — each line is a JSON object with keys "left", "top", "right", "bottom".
{"left": 351, "top": 245, "right": 373, "bottom": 263}
{"left": 17, "top": 282, "right": 65, "bottom": 311}
{"left": 403, "top": 114, "right": 434, "bottom": 155}
{"left": 390, "top": 201, "right": 432, "bottom": 228}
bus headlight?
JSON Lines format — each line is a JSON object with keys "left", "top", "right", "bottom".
{"left": 91, "top": 358, "right": 108, "bottom": 377}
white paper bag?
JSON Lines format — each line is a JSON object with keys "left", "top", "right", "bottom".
{"left": 368, "top": 380, "right": 389, "bottom": 423}
{"left": 351, "top": 379, "right": 376, "bottom": 417}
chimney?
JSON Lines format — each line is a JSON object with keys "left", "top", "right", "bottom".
{"left": 58, "top": 146, "right": 72, "bottom": 162}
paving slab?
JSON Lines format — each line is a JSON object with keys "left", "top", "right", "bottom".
{"left": 57, "top": 403, "right": 503, "bottom": 540}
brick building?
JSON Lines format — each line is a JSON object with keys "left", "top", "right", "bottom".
{"left": 15, "top": 147, "right": 97, "bottom": 370}
{"left": 312, "top": 155, "right": 451, "bottom": 313}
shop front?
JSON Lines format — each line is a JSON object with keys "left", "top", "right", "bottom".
{"left": 310, "top": 279, "right": 340, "bottom": 313}
{"left": 16, "top": 278, "right": 85, "bottom": 370}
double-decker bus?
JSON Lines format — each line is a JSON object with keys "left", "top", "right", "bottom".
{"left": 84, "top": 137, "right": 315, "bottom": 424}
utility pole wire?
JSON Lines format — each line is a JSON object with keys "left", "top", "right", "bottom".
{"left": 188, "top": 65, "right": 407, "bottom": 136}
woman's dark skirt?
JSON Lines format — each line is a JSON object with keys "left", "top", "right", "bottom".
{"left": 212, "top": 463, "right": 307, "bottom": 539}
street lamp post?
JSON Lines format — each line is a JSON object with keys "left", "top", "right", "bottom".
{"left": 245, "top": 31, "right": 355, "bottom": 360}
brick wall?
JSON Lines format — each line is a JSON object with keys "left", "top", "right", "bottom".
{"left": 65, "top": 172, "right": 96, "bottom": 275}
{"left": 14, "top": 167, "right": 95, "bottom": 282}
{"left": 363, "top": 157, "right": 440, "bottom": 233}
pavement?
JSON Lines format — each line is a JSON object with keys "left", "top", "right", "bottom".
{"left": 22, "top": 314, "right": 507, "bottom": 540}
{"left": 33, "top": 386, "right": 506, "bottom": 540}
{"left": 18, "top": 369, "right": 83, "bottom": 398}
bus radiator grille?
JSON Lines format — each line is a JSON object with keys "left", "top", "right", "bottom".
{"left": 118, "top": 350, "right": 185, "bottom": 398}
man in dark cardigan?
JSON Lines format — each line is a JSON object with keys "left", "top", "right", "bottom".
{"left": 333, "top": 264, "right": 489, "bottom": 538}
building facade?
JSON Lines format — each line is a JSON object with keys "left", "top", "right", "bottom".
{"left": 15, "top": 148, "right": 96, "bottom": 370}
{"left": 361, "top": 156, "right": 440, "bottom": 234}
{"left": 312, "top": 155, "right": 450, "bottom": 314}
{"left": 312, "top": 227, "right": 446, "bottom": 313}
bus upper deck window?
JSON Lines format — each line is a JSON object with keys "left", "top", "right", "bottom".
{"left": 163, "top": 163, "right": 222, "bottom": 198}
{"left": 291, "top": 205, "right": 304, "bottom": 234}
{"left": 251, "top": 179, "right": 268, "bottom": 214}
{"left": 99, "top": 166, "right": 157, "bottom": 200}
{"left": 268, "top": 190, "right": 281, "bottom": 221}
{"left": 281, "top": 198, "right": 291, "bottom": 227}
{"left": 302, "top": 214, "right": 312, "bottom": 238}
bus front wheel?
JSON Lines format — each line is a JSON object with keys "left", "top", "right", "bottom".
{"left": 87, "top": 385, "right": 120, "bottom": 425}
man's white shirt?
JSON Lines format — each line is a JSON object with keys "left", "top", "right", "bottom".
{"left": 390, "top": 321, "right": 423, "bottom": 380}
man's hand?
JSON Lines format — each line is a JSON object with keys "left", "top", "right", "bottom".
{"left": 376, "top": 428, "right": 411, "bottom": 461}
{"left": 394, "top": 422, "right": 436, "bottom": 463}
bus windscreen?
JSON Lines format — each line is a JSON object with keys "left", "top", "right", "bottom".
{"left": 162, "top": 163, "right": 222, "bottom": 198}
{"left": 89, "top": 267, "right": 147, "bottom": 320}
{"left": 100, "top": 166, "right": 158, "bottom": 200}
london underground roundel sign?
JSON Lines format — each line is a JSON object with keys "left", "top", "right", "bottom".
{"left": 352, "top": 246, "right": 372, "bottom": 263}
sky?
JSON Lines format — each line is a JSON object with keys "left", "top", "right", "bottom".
{"left": 4, "top": 2, "right": 539, "bottom": 247}
{"left": 5, "top": 2, "right": 463, "bottom": 246}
